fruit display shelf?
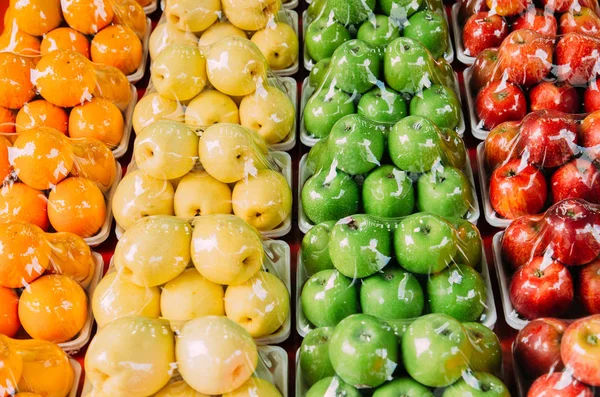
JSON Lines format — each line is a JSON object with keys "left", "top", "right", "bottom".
{"left": 112, "top": 84, "right": 138, "bottom": 159}
{"left": 128, "top": 18, "right": 152, "bottom": 84}
{"left": 476, "top": 143, "right": 513, "bottom": 228}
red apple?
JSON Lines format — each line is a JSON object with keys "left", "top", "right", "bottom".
{"left": 580, "top": 259, "right": 600, "bottom": 314}
{"left": 476, "top": 80, "right": 527, "bottom": 130}
{"left": 519, "top": 110, "right": 578, "bottom": 168}
{"left": 529, "top": 82, "right": 580, "bottom": 114}
{"left": 540, "top": 0, "right": 596, "bottom": 13}
{"left": 561, "top": 314, "right": 600, "bottom": 386}
{"left": 463, "top": 12, "right": 509, "bottom": 57}
{"left": 472, "top": 48, "right": 502, "bottom": 91}
{"left": 490, "top": 158, "right": 548, "bottom": 219}
{"left": 484, "top": 120, "right": 520, "bottom": 170}
{"left": 485, "top": 0, "right": 529, "bottom": 16}
{"left": 551, "top": 158, "right": 600, "bottom": 204}
{"left": 559, "top": 7, "right": 600, "bottom": 37}
{"left": 512, "top": 7, "right": 558, "bottom": 36}
{"left": 555, "top": 32, "right": 600, "bottom": 86}
{"left": 498, "top": 29, "right": 554, "bottom": 87}
{"left": 544, "top": 198, "right": 600, "bottom": 266}
{"left": 510, "top": 256, "right": 574, "bottom": 319}
{"left": 459, "top": 0, "right": 490, "bottom": 24}
{"left": 580, "top": 110, "right": 600, "bottom": 161}
{"left": 528, "top": 372, "right": 594, "bottom": 397}
{"left": 515, "top": 318, "right": 567, "bottom": 378}
{"left": 583, "top": 79, "right": 600, "bottom": 113}
{"left": 502, "top": 214, "right": 547, "bottom": 269}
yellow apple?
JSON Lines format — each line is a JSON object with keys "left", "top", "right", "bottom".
{"left": 155, "top": 381, "right": 209, "bottom": 397}
{"left": 176, "top": 316, "right": 258, "bottom": 395}
{"left": 206, "top": 37, "right": 268, "bottom": 96}
{"left": 185, "top": 90, "right": 240, "bottom": 127}
{"left": 251, "top": 22, "right": 298, "bottom": 70}
{"left": 151, "top": 45, "right": 207, "bottom": 101}
{"left": 134, "top": 120, "right": 199, "bottom": 180}
{"left": 92, "top": 270, "right": 161, "bottom": 328}
{"left": 174, "top": 171, "right": 232, "bottom": 217}
{"left": 132, "top": 92, "right": 185, "bottom": 135}
{"left": 198, "top": 22, "right": 247, "bottom": 51}
{"left": 165, "top": 0, "right": 221, "bottom": 33}
{"left": 232, "top": 169, "right": 292, "bottom": 231}
{"left": 160, "top": 268, "right": 225, "bottom": 331}
{"left": 225, "top": 270, "right": 289, "bottom": 338}
{"left": 198, "top": 123, "right": 270, "bottom": 184}
{"left": 222, "top": 0, "right": 280, "bottom": 31}
{"left": 85, "top": 316, "right": 174, "bottom": 397}
{"left": 150, "top": 21, "right": 199, "bottom": 60}
{"left": 190, "top": 214, "right": 263, "bottom": 285}
{"left": 112, "top": 169, "right": 175, "bottom": 231}
{"left": 239, "top": 86, "right": 295, "bottom": 144}
{"left": 223, "top": 378, "right": 283, "bottom": 397}
{"left": 113, "top": 215, "right": 192, "bottom": 287}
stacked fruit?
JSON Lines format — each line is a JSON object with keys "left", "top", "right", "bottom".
{"left": 84, "top": 315, "right": 284, "bottom": 396}
{"left": 151, "top": 0, "right": 299, "bottom": 72}
{"left": 514, "top": 316, "right": 600, "bottom": 395}
{"left": 499, "top": 199, "right": 600, "bottom": 322}
{"left": 482, "top": 109, "right": 599, "bottom": 221}
{"left": 458, "top": 0, "right": 600, "bottom": 59}
{"left": 304, "top": 0, "right": 451, "bottom": 68}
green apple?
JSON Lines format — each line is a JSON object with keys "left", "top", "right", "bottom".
{"left": 307, "top": 0, "right": 331, "bottom": 20}
{"left": 388, "top": 115, "right": 443, "bottom": 173}
{"left": 329, "top": 214, "right": 393, "bottom": 278}
{"left": 304, "top": 87, "right": 356, "bottom": 139}
{"left": 306, "top": 18, "right": 351, "bottom": 63}
{"left": 373, "top": 378, "right": 433, "bottom": 397}
{"left": 301, "top": 221, "right": 336, "bottom": 277}
{"left": 329, "top": 39, "right": 381, "bottom": 95}
{"left": 305, "top": 139, "right": 331, "bottom": 175}
{"left": 309, "top": 58, "right": 332, "bottom": 89}
{"left": 447, "top": 217, "right": 482, "bottom": 269}
{"left": 306, "top": 376, "right": 361, "bottom": 397}
{"left": 356, "top": 15, "right": 401, "bottom": 55}
{"left": 329, "top": 314, "right": 398, "bottom": 388}
{"left": 427, "top": 264, "right": 487, "bottom": 322}
{"left": 384, "top": 37, "right": 438, "bottom": 94}
{"left": 403, "top": 11, "right": 449, "bottom": 59}
{"left": 300, "top": 327, "right": 336, "bottom": 386}
{"left": 329, "top": 0, "right": 376, "bottom": 25}
{"left": 463, "top": 322, "right": 502, "bottom": 374}
{"left": 301, "top": 269, "right": 359, "bottom": 327}
{"left": 416, "top": 166, "right": 474, "bottom": 218}
{"left": 380, "top": 0, "right": 423, "bottom": 20}
{"left": 440, "top": 128, "right": 467, "bottom": 170}
{"left": 362, "top": 165, "right": 414, "bottom": 217}
{"left": 442, "top": 372, "right": 510, "bottom": 397}
{"left": 360, "top": 266, "right": 424, "bottom": 319}
{"left": 402, "top": 313, "right": 472, "bottom": 387}
{"left": 409, "top": 84, "right": 461, "bottom": 130}
{"left": 357, "top": 86, "right": 407, "bottom": 124}
{"left": 328, "top": 114, "right": 385, "bottom": 175}
{"left": 301, "top": 169, "right": 360, "bottom": 224}
{"left": 394, "top": 212, "right": 458, "bottom": 274}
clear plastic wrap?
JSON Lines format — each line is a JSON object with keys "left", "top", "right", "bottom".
{"left": 512, "top": 315, "right": 600, "bottom": 396}
{"left": 477, "top": 109, "right": 599, "bottom": 226}
{"left": 491, "top": 199, "right": 600, "bottom": 330}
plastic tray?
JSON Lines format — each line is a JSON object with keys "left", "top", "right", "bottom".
{"left": 295, "top": 244, "right": 497, "bottom": 337}
{"left": 112, "top": 84, "right": 138, "bottom": 159}
{"left": 143, "top": 0, "right": 159, "bottom": 14}
{"left": 69, "top": 359, "right": 82, "bottom": 397}
{"left": 297, "top": 153, "right": 480, "bottom": 234}
{"left": 270, "top": 77, "right": 298, "bottom": 152}
{"left": 302, "top": 9, "right": 455, "bottom": 71}
{"left": 451, "top": 3, "right": 476, "bottom": 66}
{"left": 299, "top": 71, "right": 466, "bottom": 147}
{"left": 464, "top": 67, "right": 493, "bottom": 140}
{"left": 282, "top": 0, "right": 298, "bottom": 9}
{"left": 127, "top": 18, "right": 152, "bottom": 84}
{"left": 476, "top": 143, "right": 512, "bottom": 229}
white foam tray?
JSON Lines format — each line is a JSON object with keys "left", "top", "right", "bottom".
{"left": 113, "top": 84, "right": 138, "bottom": 159}
{"left": 143, "top": 0, "right": 159, "bottom": 14}
{"left": 127, "top": 18, "right": 152, "bottom": 84}
{"left": 451, "top": 3, "right": 476, "bottom": 66}
{"left": 300, "top": 72, "right": 466, "bottom": 147}
{"left": 476, "top": 143, "right": 513, "bottom": 229}
{"left": 69, "top": 359, "right": 82, "bottom": 397}
{"left": 297, "top": 153, "right": 480, "bottom": 234}
{"left": 282, "top": 0, "right": 298, "bottom": 9}
{"left": 464, "top": 67, "right": 493, "bottom": 140}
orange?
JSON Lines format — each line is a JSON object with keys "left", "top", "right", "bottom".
{"left": 15, "top": 394, "right": 43, "bottom": 396}
{"left": 11, "top": 0, "right": 62, "bottom": 36}
{"left": 0, "top": 287, "right": 20, "bottom": 338}
{"left": 112, "top": 0, "right": 148, "bottom": 39}
{"left": 91, "top": 24, "right": 143, "bottom": 76}
{"left": 0, "top": 136, "right": 11, "bottom": 182}
{"left": 0, "top": 107, "right": 16, "bottom": 134}
{"left": 0, "top": 221, "right": 51, "bottom": 289}
{"left": 33, "top": 50, "right": 96, "bottom": 108}
{"left": 93, "top": 64, "right": 132, "bottom": 112}
{"left": 62, "top": 0, "right": 115, "bottom": 35}
{"left": 15, "top": 100, "right": 69, "bottom": 134}
{"left": 0, "top": 183, "right": 49, "bottom": 231}
{"left": 46, "top": 232, "right": 95, "bottom": 288}
{"left": 40, "top": 27, "right": 90, "bottom": 59}
{"left": 0, "top": 335, "right": 22, "bottom": 397}
{"left": 70, "top": 137, "right": 117, "bottom": 192}
{"left": 69, "top": 97, "right": 124, "bottom": 147}
{"left": 12, "top": 127, "right": 74, "bottom": 190}
{"left": 18, "top": 274, "right": 87, "bottom": 343}
{"left": 0, "top": 52, "right": 35, "bottom": 110}
{"left": 48, "top": 177, "right": 106, "bottom": 238}
{"left": 0, "top": 19, "right": 42, "bottom": 59}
